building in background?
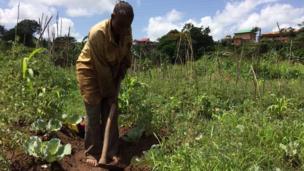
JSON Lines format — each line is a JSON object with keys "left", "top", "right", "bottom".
{"left": 133, "top": 37, "right": 157, "bottom": 49}
{"left": 233, "top": 27, "right": 261, "bottom": 46}
{"left": 261, "top": 28, "right": 298, "bottom": 43}
{"left": 133, "top": 38, "right": 152, "bottom": 46}
{"left": 261, "top": 32, "right": 289, "bottom": 43}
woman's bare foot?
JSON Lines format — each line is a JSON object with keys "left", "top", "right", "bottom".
{"left": 85, "top": 155, "right": 98, "bottom": 167}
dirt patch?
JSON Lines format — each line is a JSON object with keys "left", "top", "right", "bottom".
{"left": 9, "top": 127, "right": 158, "bottom": 171}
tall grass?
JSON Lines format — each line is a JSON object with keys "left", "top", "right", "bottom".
{"left": 119, "top": 52, "right": 304, "bottom": 170}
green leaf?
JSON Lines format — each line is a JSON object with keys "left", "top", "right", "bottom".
{"left": 45, "top": 138, "right": 61, "bottom": 155}
{"left": 122, "top": 126, "right": 145, "bottom": 142}
{"left": 22, "top": 58, "right": 28, "bottom": 79}
{"left": 280, "top": 143, "right": 287, "bottom": 152}
{"left": 61, "top": 113, "right": 68, "bottom": 120}
{"left": 27, "top": 48, "right": 45, "bottom": 61}
{"left": 64, "top": 114, "right": 82, "bottom": 125}
{"left": 26, "top": 137, "right": 71, "bottom": 163}
{"left": 26, "top": 136, "right": 42, "bottom": 158}
{"left": 31, "top": 118, "right": 47, "bottom": 132}
{"left": 21, "top": 48, "right": 45, "bottom": 79}
{"left": 63, "top": 144, "right": 72, "bottom": 155}
{"left": 46, "top": 119, "right": 62, "bottom": 132}
{"left": 28, "top": 68, "right": 34, "bottom": 77}
{"left": 56, "top": 143, "right": 72, "bottom": 160}
{"left": 45, "top": 155, "right": 58, "bottom": 163}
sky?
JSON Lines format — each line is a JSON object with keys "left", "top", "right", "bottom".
{"left": 0, "top": 0, "right": 304, "bottom": 41}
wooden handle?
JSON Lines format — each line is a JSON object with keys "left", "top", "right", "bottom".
{"left": 99, "top": 103, "right": 117, "bottom": 164}
{"left": 99, "top": 79, "right": 122, "bottom": 165}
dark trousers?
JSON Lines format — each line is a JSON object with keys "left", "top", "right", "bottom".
{"left": 84, "top": 98, "right": 119, "bottom": 159}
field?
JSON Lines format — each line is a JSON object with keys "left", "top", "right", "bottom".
{"left": 1, "top": 44, "right": 304, "bottom": 171}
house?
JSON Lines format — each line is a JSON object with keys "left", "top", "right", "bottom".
{"left": 261, "top": 28, "right": 301, "bottom": 43}
{"left": 133, "top": 38, "right": 151, "bottom": 46}
{"left": 261, "top": 32, "right": 290, "bottom": 43}
{"left": 233, "top": 28, "right": 260, "bottom": 46}
{"left": 133, "top": 38, "right": 157, "bottom": 49}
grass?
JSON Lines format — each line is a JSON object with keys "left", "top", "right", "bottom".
{"left": 120, "top": 56, "right": 304, "bottom": 170}
{"left": 62, "top": 67, "right": 85, "bottom": 117}
{"left": 1, "top": 46, "right": 304, "bottom": 170}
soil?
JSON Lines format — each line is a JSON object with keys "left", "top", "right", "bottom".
{"left": 8, "top": 127, "right": 158, "bottom": 171}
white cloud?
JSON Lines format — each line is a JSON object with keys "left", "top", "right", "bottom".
{"left": 66, "top": 8, "right": 91, "bottom": 17}
{"left": 145, "top": 0, "right": 304, "bottom": 41}
{"left": 6, "top": 0, "right": 115, "bottom": 17}
{"left": 0, "top": 3, "right": 82, "bottom": 41}
{"left": 197, "top": 0, "right": 280, "bottom": 39}
{"left": 0, "top": 0, "right": 116, "bottom": 40}
{"left": 0, "top": 2, "right": 56, "bottom": 27}
{"left": 240, "top": 4, "right": 304, "bottom": 32}
{"left": 44, "top": 17, "right": 82, "bottom": 41}
{"left": 0, "top": 0, "right": 115, "bottom": 28}
{"left": 145, "top": 9, "right": 184, "bottom": 41}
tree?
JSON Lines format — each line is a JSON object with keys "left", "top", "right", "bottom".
{"left": 2, "top": 29, "right": 15, "bottom": 42}
{"left": 181, "top": 23, "right": 214, "bottom": 58}
{"left": 157, "top": 23, "right": 215, "bottom": 64}
{"left": 157, "top": 29, "right": 186, "bottom": 63}
{"left": 52, "top": 36, "right": 78, "bottom": 66}
{"left": 298, "top": 21, "right": 304, "bottom": 32}
{"left": 2, "top": 19, "right": 40, "bottom": 46}
{"left": 0, "top": 25, "right": 6, "bottom": 37}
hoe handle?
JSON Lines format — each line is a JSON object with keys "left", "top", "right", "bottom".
{"left": 99, "top": 102, "right": 117, "bottom": 164}
{"left": 99, "top": 81, "right": 121, "bottom": 165}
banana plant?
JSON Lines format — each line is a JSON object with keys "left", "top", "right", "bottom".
{"left": 25, "top": 136, "right": 71, "bottom": 163}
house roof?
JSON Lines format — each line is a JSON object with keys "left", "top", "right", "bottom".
{"left": 262, "top": 31, "right": 297, "bottom": 38}
{"left": 134, "top": 38, "right": 150, "bottom": 42}
{"left": 235, "top": 28, "right": 254, "bottom": 34}
{"left": 262, "top": 32, "right": 280, "bottom": 37}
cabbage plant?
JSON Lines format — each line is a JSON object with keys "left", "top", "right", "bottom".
{"left": 31, "top": 113, "right": 82, "bottom": 133}
{"left": 25, "top": 136, "right": 71, "bottom": 163}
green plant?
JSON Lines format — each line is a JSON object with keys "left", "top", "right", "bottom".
{"left": 119, "top": 76, "right": 148, "bottom": 115}
{"left": 0, "top": 154, "right": 10, "bottom": 171}
{"left": 31, "top": 119, "right": 62, "bottom": 133}
{"left": 31, "top": 113, "right": 82, "bottom": 133}
{"left": 267, "top": 96, "right": 290, "bottom": 118}
{"left": 22, "top": 48, "right": 45, "bottom": 79}
{"left": 25, "top": 136, "right": 71, "bottom": 163}
{"left": 194, "top": 95, "right": 213, "bottom": 119}
{"left": 280, "top": 141, "right": 301, "bottom": 167}
{"left": 122, "top": 126, "right": 145, "bottom": 142}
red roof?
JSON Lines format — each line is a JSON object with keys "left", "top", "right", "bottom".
{"left": 134, "top": 38, "right": 150, "bottom": 42}
{"left": 262, "top": 31, "right": 291, "bottom": 38}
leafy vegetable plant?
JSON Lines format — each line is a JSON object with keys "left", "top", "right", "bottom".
{"left": 31, "top": 113, "right": 83, "bottom": 133}
{"left": 25, "top": 136, "right": 71, "bottom": 163}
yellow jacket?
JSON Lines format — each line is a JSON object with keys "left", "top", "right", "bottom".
{"left": 76, "top": 19, "right": 132, "bottom": 105}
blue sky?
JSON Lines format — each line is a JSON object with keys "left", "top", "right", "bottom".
{"left": 0, "top": 0, "right": 304, "bottom": 41}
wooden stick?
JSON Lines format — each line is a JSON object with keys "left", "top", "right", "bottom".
{"left": 99, "top": 102, "right": 117, "bottom": 164}
{"left": 250, "top": 65, "right": 260, "bottom": 99}
{"left": 99, "top": 81, "right": 121, "bottom": 165}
